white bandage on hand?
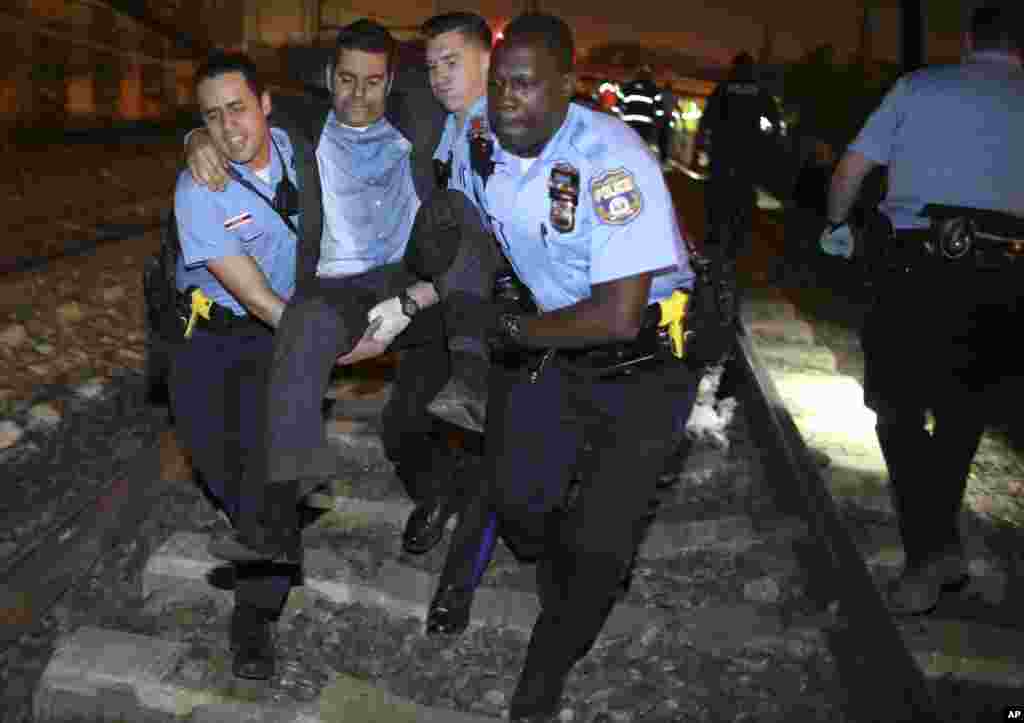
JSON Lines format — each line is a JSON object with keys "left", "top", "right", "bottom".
{"left": 366, "top": 296, "right": 411, "bottom": 346}
{"left": 819, "top": 223, "right": 855, "bottom": 259}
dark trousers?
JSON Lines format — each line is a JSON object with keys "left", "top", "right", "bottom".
{"left": 782, "top": 205, "right": 828, "bottom": 274}
{"left": 705, "top": 166, "right": 756, "bottom": 258}
{"left": 864, "top": 261, "right": 1023, "bottom": 569}
{"left": 263, "top": 263, "right": 451, "bottom": 501}
{"left": 168, "top": 327, "right": 292, "bottom": 615}
{"left": 487, "top": 357, "right": 698, "bottom": 707}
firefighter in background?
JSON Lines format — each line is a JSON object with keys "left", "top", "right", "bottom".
{"left": 619, "top": 65, "right": 661, "bottom": 157}
{"left": 655, "top": 84, "right": 678, "bottom": 163}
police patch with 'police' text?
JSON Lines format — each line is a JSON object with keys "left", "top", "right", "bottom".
{"left": 591, "top": 168, "right": 643, "bottom": 225}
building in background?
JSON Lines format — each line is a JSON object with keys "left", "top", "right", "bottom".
{"left": 3, "top": 0, "right": 249, "bottom": 131}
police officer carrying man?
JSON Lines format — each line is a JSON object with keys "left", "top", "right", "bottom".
{"left": 698, "top": 51, "right": 780, "bottom": 260}
{"left": 418, "top": 11, "right": 503, "bottom": 433}
{"left": 170, "top": 52, "right": 300, "bottom": 679}
{"left": 185, "top": 21, "right": 492, "bottom": 571}
{"left": 822, "top": 1, "right": 1024, "bottom": 615}
{"left": 468, "top": 14, "right": 702, "bottom": 720}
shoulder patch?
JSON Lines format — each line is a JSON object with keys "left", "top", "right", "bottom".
{"left": 591, "top": 168, "right": 643, "bottom": 225}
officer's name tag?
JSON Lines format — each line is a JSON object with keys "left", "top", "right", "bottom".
{"left": 591, "top": 168, "right": 643, "bottom": 225}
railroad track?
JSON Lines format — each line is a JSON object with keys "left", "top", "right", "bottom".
{"left": 2, "top": 287, "right": 1018, "bottom": 722}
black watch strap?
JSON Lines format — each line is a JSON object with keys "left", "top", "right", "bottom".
{"left": 398, "top": 289, "right": 420, "bottom": 318}
{"left": 500, "top": 312, "right": 522, "bottom": 342}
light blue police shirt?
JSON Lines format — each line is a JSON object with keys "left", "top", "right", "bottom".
{"left": 434, "top": 96, "right": 490, "bottom": 205}
{"left": 175, "top": 127, "right": 298, "bottom": 317}
{"left": 850, "top": 51, "right": 1024, "bottom": 230}
{"left": 476, "top": 103, "right": 694, "bottom": 312}
{"left": 315, "top": 111, "right": 419, "bottom": 276}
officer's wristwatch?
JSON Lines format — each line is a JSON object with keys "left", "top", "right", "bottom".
{"left": 398, "top": 289, "right": 420, "bottom": 319}
{"left": 499, "top": 313, "right": 522, "bottom": 343}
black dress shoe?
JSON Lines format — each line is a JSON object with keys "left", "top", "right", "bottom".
{"left": 426, "top": 584, "right": 474, "bottom": 635}
{"left": 402, "top": 496, "right": 453, "bottom": 554}
{"left": 230, "top": 607, "right": 276, "bottom": 680}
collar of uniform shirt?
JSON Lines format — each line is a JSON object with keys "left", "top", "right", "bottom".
{"left": 492, "top": 104, "right": 580, "bottom": 176}
{"left": 966, "top": 50, "right": 1023, "bottom": 69}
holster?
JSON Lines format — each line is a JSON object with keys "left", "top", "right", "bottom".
{"left": 919, "top": 203, "right": 1024, "bottom": 271}
{"left": 560, "top": 298, "right": 688, "bottom": 380}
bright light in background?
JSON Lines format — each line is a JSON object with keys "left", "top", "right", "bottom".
{"left": 491, "top": 19, "right": 506, "bottom": 46}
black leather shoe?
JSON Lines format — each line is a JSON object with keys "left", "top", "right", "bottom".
{"left": 402, "top": 496, "right": 453, "bottom": 554}
{"left": 230, "top": 607, "right": 276, "bottom": 680}
{"left": 426, "top": 584, "right": 474, "bottom": 635}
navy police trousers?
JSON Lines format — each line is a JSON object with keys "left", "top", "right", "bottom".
{"left": 168, "top": 326, "right": 292, "bottom": 615}
{"left": 487, "top": 356, "right": 698, "bottom": 700}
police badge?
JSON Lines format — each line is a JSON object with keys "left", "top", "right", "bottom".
{"left": 548, "top": 162, "right": 580, "bottom": 232}
{"left": 591, "top": 168, "right": 643, "bottom": 225}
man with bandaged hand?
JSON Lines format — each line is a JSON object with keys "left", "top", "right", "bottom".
{"left": 184, "top": 19, "right": 486, "bottom": 564}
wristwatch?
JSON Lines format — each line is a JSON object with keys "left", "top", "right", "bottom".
{"left": 499, "top": 312, "right": 522, "bottom": 342}
{"left": 398, "top": 289, "right": 420, "bottom": 319}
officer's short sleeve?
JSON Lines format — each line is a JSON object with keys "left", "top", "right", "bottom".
{"left": 174, "top": 173, "right": 244, "bottom": 270}
{"left": 588, "top": 151, "right": 684, "bottom": 285}
{"left": 849, "top": 77, "right": 910, "bottom": 165}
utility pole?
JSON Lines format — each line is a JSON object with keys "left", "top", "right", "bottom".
{"left": 856, "top": 0, "right": 873, "bottom": 70}
{"left": 900, "top": 0, "right": 925, "bottom": 72}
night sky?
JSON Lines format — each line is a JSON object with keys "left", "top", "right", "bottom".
{"left": 425, "top": 0, "right": 968, "bottom": 64}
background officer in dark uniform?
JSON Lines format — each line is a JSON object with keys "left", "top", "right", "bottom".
{"left": 697, "top": 51, "right": 780, "bottom": 260}
{"left": 472, "top": 14, "right": 700, "bottom": 720}
{"left": 170, "top": 52, "right": 299, "bottom": 679}
{"left": 823, "top": 1, "right": 1024, "bottom": 615}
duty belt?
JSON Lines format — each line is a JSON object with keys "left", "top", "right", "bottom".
{"left": 895, "top": 229, "right": 1024, "bottom": 270}
{"left": 910, "top": 204, "right": 1024, "bottom": 270}
{"left": 505, "top": 290, "right": 691, "bottom": 383}
{"left": 177, "top": 287, "right": 266, "bottom": 337}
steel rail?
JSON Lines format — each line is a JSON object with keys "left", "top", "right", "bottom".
{"left": 732, "top": 318, "right": 942, "bottom": 722}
